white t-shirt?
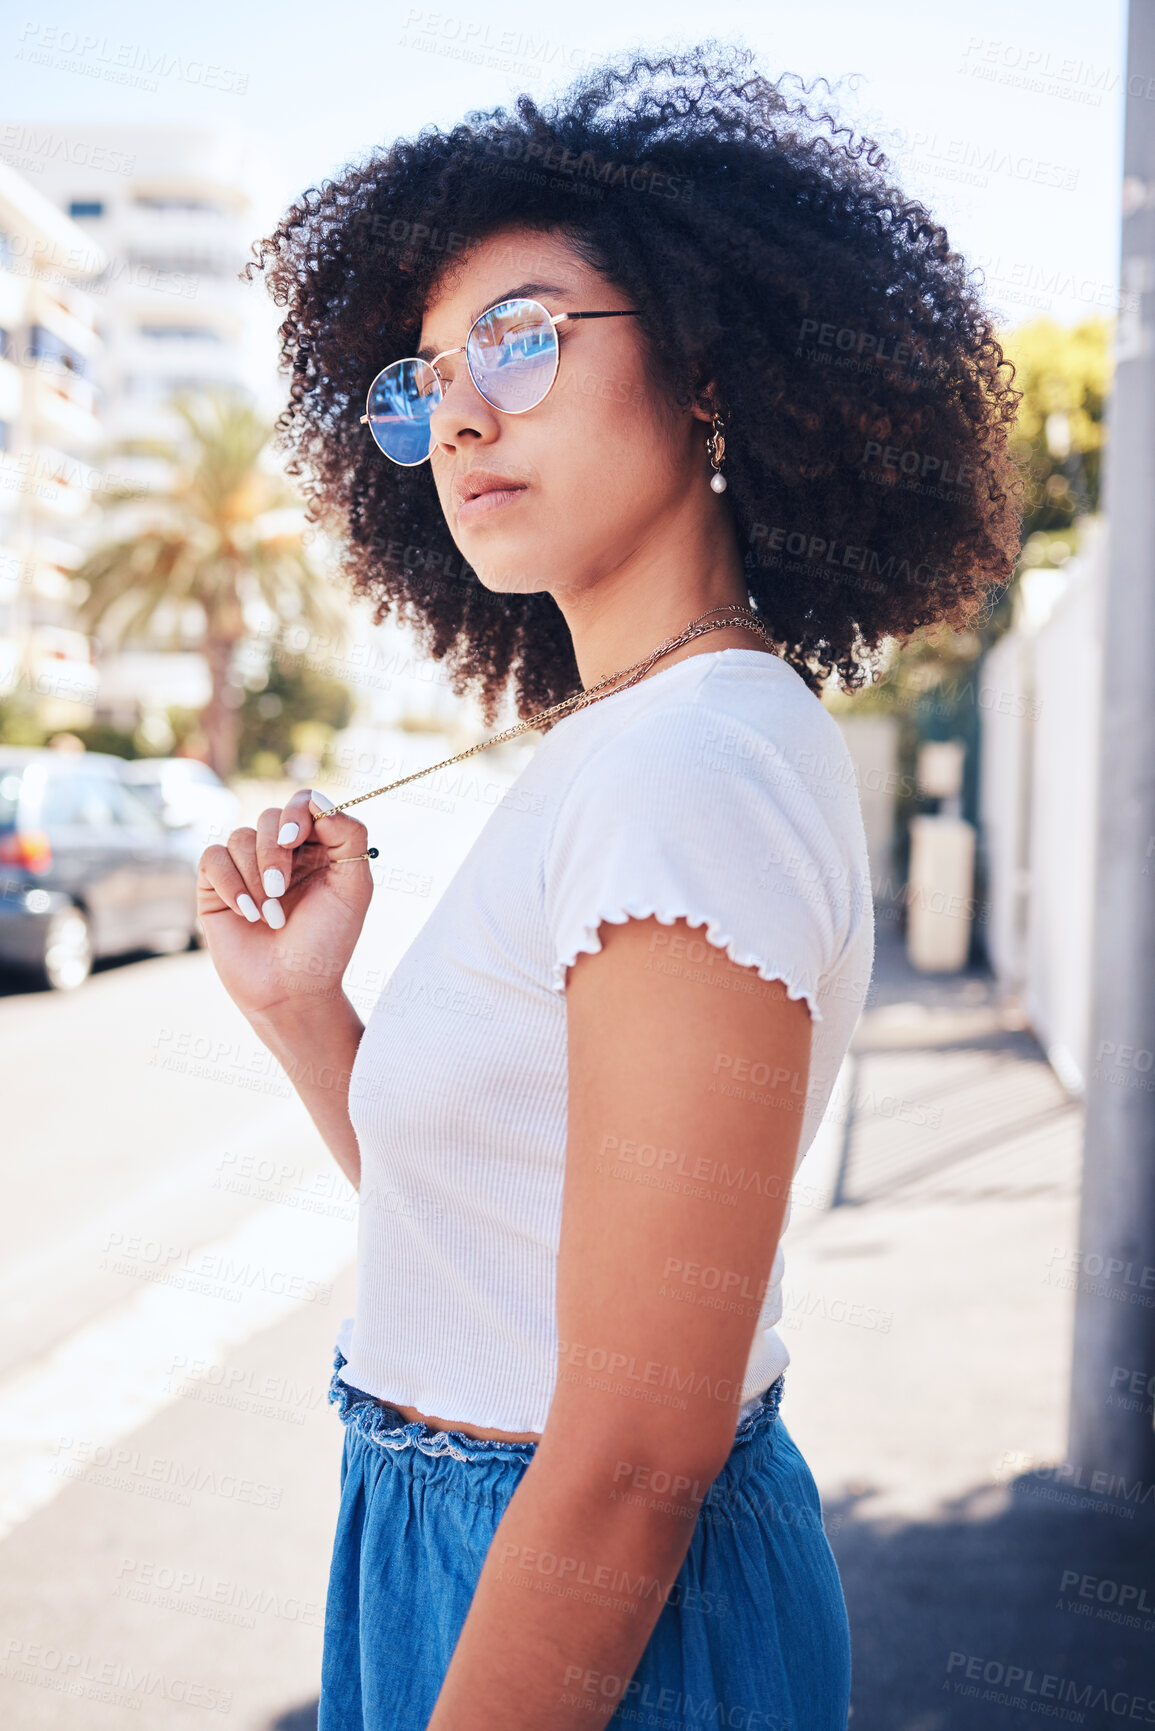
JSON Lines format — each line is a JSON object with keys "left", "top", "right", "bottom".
{"left": 339, "top": 647, "right": 875, "bottom": 1435}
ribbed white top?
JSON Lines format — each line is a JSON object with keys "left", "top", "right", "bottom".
{"left": 339, "top": 648, "right": 875, "bottom": 1435}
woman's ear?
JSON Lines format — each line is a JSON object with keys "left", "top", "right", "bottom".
{"left": 689, "top": 379, "right": 720, "bottom": 425}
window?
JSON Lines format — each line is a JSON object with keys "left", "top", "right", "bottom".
{"left": 133, "top": 197, "right": 225, "bottom": 217}
{"left": 69, "top": 200, "right": 105, "bottom": 219}
{"left": 0, "top": 770, "right": 22, "bottom": 830}
{"left": 40, "top": 773, "right": 118, "bottom": 828}
{"left": 27, "top": 326, "right": 87, "bottom": 377}
{"left": 174, "top": 761, "right": 220, "bottom": 787}
{"left": 137, "top": 325, "right": 224, "bottom": 343}
{"left": 127, "top": 249, "right": 233, "bottom": 279}
{"left": 124, "top": 375, "right": 249, "bottom": 403}
{"left": 108, "top": 779, "right": 165, "bottom": 832}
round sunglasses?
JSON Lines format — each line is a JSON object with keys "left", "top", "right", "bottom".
{"left": 359, "top": 297, "right": 640, "bottom": 466}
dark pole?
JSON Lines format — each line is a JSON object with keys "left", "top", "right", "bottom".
{"left": 1067, "top": 0, "right": 1155, "bottom": 1486}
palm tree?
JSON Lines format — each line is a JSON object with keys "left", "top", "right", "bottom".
{"left": 73, "top": 390, "right": 350, "bottom": 778}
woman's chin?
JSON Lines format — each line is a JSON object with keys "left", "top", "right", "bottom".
{"left": 471, "top": 563, "right": 556, "bottom": 597}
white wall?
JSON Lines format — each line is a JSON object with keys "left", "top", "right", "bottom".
{"left": 979, "top": 628, "right": 1031, "bottom": 990}
{"left": 978, "top": 519, "right": 1105, "bottom": 1094}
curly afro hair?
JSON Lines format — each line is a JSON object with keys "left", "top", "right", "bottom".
{"left": 248, "top": 41, "right": 1023, "bottom": 721}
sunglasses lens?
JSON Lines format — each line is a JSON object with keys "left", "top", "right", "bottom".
{"left": 467, "top": 298, "right": 558, "bottom": 412}
{"left": 366, "top": 359, "right": 439, "bottom": 464}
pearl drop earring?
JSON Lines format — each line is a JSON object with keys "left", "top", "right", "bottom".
{"left": 707, "top": 411, "right": 728, "bottom": 493}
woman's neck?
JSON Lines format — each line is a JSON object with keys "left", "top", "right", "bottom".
{"left": 550, "top": 528, "right": 769, "bottom": 691}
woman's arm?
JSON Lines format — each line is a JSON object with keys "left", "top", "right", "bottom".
{"left": 195, "top": 788, "right": 375, "bottom": 1192}
{"left": 246, "top": 993, "right": 365, "bottom": 1191}
{"left": 425, "top": 913, "right": 813, "bottom": 1730}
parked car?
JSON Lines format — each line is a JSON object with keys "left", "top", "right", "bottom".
{"left": 119, "top": 757, "right": 241, "bottom": 863}
{"left": 0, "top": 747, "right": 200, "bottom": 990}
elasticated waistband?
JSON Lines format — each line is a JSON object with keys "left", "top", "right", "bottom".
{"left": 327, "top": 1343, "right": 784, "bottom": 1470}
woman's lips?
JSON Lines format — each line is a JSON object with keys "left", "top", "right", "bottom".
{"left": 457, "top": 485, "right": 527, "bottom": 525}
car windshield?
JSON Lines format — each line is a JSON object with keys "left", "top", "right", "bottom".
{"left": 127, "top": 779, "right": 165, "bottom": 811}
{"left": 0, "top": 769, "right": 22, "bottom": 829}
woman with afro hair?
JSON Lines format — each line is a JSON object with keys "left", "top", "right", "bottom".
{"left": 197, "top": 40, "right": 1021, "bottom": 1731}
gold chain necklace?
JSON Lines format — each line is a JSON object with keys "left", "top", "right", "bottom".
{"left": 316, "top": 604, "right": 777, "bottom": 824}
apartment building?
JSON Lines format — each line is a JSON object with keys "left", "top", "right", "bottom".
{"left": 0, "top": 162, "right": 106, "bottom": 730}
{"left": 23, "top": 123, "right": 287, "bottom": 735}
{"left": 29, "top": 121, "right": 284, "bottom": 446}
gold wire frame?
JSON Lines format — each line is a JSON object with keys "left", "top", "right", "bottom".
{"left": 358, "top": 300, "right": 641, "bottom": 458}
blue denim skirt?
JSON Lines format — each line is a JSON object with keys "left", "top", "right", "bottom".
{"left": 318, "top": 1344, "right": 851, "bottom": 1731}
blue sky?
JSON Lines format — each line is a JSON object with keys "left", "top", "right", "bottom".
{"left": 6, "top": 0, "right": 1129, "bottom": 330}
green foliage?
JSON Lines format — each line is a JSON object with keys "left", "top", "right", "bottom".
{"left": 70, "top": 389, "right": 351, "bottom": 778}
{"left": 164, "top": 706, "right": 209, "bottom": 757}
{"left": 0, "top": 693, "right": 47, "bottom": 747}
{"left": 69, "top": 722, "right": 141, "bottom": 759}
{"left": 829, "top": 314, "right": 1112, "bottom": 724}
{"left": 237, "top": 651, "right": 354, "bottom": 776}
{"left": 1001, "top": 315, "right": 1110, "bottom": 542}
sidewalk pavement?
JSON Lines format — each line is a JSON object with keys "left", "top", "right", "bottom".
{"left": 782, "top": 917, "right": 1155, "bottom": 1730}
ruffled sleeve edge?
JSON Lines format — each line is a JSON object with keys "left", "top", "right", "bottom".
{"left": 549, "top": 905, "right": 825, "bottom": 1023}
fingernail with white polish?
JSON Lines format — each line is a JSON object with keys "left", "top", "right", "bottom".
{"left": 237, "top": 894, "right": 261, "bottom": 922}
{"left": 262, "top": 898, "right": 285, "bottom": 929}
{"left": 277, "top": 822, "right": 300, "bottom": 846}
{"left": 310, "top": 790, "right": 335, "bottom": 812}
{"left": 263, "top": 867, "right": 286, "bottom": 898}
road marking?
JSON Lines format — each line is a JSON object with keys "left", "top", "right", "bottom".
{"left": 0, "top": 1201, "right": 355, "bottom": 1541}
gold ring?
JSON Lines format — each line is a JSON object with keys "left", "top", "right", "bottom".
{"left": 330, "top": 848, "right": 379, "bottom": 864}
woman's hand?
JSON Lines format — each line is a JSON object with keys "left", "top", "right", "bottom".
{"left": 195, "top": 788, "right": 374, "bottom": 1022}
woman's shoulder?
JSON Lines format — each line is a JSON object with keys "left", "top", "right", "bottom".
{"left": 551, "top": 649, "right": 858, "bottom": 813}
{"left": 540, "top": 650, "right": 869, "bottom": 1008}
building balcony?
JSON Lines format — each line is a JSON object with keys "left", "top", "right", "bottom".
{"left": 0, "top": 356, "right": 21, "bottom": 422}
{"left": 27, "top": 280, "right": 101, "bottom": 366}
{"left": 0, "top": 269, "right": 24, "bottom": 331}
{"left": 118, "top": 199, "right": 253, "bottom": 252}
{"left": 0, "top": 447, "right": 96, "bottom": 521}
{"left": 24, "top": 365, "right": 101, "bottom": 448}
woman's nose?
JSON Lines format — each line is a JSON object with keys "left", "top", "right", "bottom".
{"left": 429, "top": 364, "right": 501, "bottom": 451}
